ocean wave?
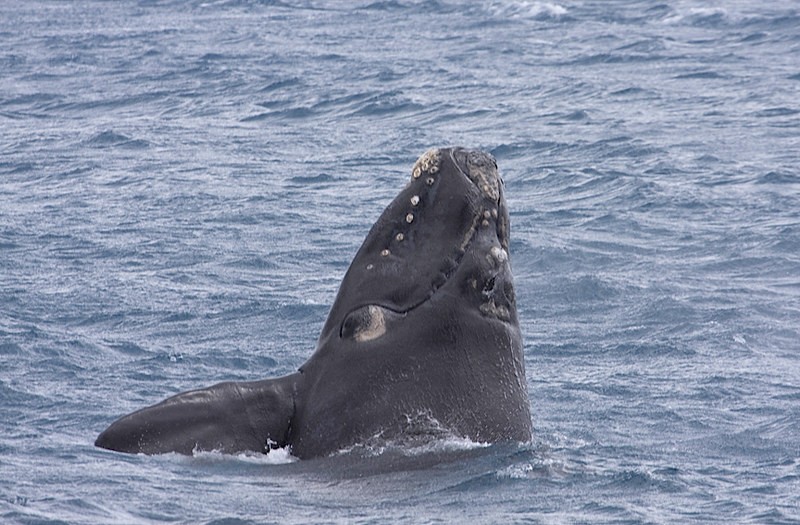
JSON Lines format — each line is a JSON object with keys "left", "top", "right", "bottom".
{"left": 485, "top": 1, "right": 568, "bottom": 20}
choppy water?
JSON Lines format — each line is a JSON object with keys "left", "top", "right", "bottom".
{"left": 2, "top": 1, "right": 799, "bottom": 523}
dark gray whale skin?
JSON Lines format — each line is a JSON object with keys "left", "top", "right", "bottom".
{"left": 95, "top": 148, "right": 532, "bottom": 459}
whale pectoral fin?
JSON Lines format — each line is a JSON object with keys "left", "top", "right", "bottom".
{"left": 95, "top": 373, "right": 300, "bottom": 455}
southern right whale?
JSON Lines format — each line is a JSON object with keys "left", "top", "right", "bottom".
{"left": 95, "top": 147, "right": 533, "bottom": 459}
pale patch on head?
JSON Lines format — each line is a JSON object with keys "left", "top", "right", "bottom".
{"left": 489, "top": 246, "right": 508, "bottom": 264}
{"left": 356, "top": 305, "right": 386, "bottom": 342}
{"left": 341, "top": 305, "right": 388, "bottom": 342}
{"left": 453, "top": 150, "right": 500, "bottom": 201}
{"left": 412, "top": 148, "right": 441, "bottom": 178}
{"left": 481, "top": 210, "right": 492, "bottom": 228}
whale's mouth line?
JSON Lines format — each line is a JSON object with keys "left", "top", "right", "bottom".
{"left": 377, "top": 154, "right": 505, "bottom": 317}
{"left": 356, "top": 200, "right": 488, "bottom": 319}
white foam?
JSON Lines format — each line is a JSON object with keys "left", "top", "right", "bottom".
{"left": 334, "top": 414, "right": 491, "bottom": 459}
{"left": 487, "top": 1, "right": 568, "bottom": 19}
{"left": 404, "top": 434, "right": 491, "bottom": 456}
{"left": 190, "top": 445, "right": 299, "bottom": 465}
{"left": 663, "top": 7, "right": 729, "bottom": 25}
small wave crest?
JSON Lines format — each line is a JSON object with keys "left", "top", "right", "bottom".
{"left": 486, "top": 1, "right": 567, "bottom": 20}
{"left": 663, "top": 7, "right": 730, "bottom": 27}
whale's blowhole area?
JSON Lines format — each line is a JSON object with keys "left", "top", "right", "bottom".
{"left": 343, "top": 149, "right": 514, "bottom": 336}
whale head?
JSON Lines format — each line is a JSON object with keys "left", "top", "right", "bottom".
{"left": 291, "top": 148, "right": 529, "bottom": 457}
{"left": 319, "top": 147, "right": 516, "bottom": 342}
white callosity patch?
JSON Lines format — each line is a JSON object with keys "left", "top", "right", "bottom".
{"left": 341, "top": 304, "right": 390, "bottom": 342}
{"left": 411, "top": 148, "right": 441, "bottom": 178}
{"left": 489, "top": 246, "right": 508, "bottom": 264}
{"left": 463, "top": 150, "right": 499, "bottom": 201}
{"left": 354, "top": 305, "right": 387, "bottom": 342}
{"left": 479, "top": 246, "right": 512, "bottom": 321}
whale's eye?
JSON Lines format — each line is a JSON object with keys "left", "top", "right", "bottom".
{"left": 340, "top": 305, "right": 387, "bottom": 342}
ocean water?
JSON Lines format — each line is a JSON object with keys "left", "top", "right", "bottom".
{"left": 1, "top": 0, "right": 799, "bottom": 523}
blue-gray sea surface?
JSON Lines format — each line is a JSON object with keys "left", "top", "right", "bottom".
{"left": 1, "top": 1, "right": 799, "bottom": 523}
